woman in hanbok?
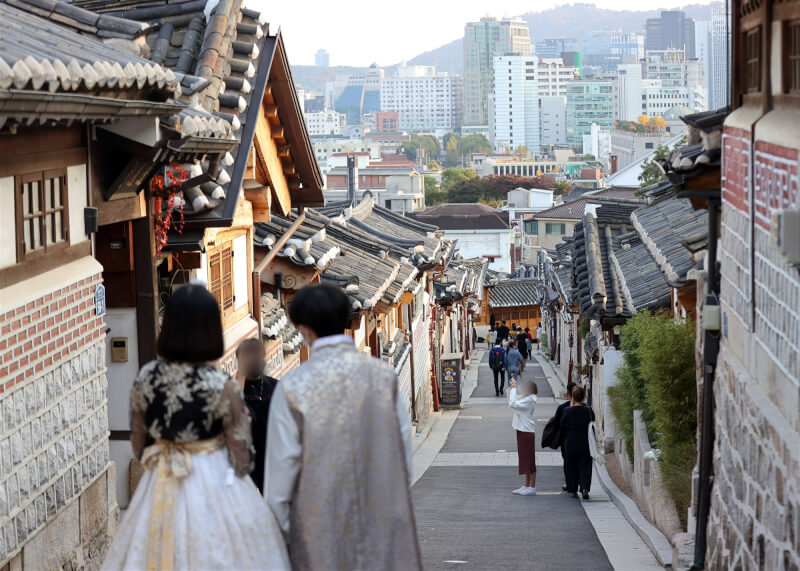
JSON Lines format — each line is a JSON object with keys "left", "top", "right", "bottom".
{"left": 102, "top": 285, "right": 289, "bottom": 570}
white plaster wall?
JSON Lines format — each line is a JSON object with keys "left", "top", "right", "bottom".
{"left": 233, "top": 234, "right": 248, "bottom": 310}
{"left": 602, "top": 346, "right": 624, "bottom": 448}
{"left": 442, "top": 230, "right": 513, "bottom": 273}
{"left": 105, "top": 308, "right": 139, "bottom": 431}
{"left": 67, "top": 164, "right": 88, "bottom": 246}
{"left": 109, "top": 440, "right": 134, "bottom": 509}
{"left": 0, "top": 176, "right": 16, "bottom": 268}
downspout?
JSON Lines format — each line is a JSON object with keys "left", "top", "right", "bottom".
{"left": 408, "top": 305, "right": 418, "bottom": 424}
{"left": 252, "top": 206, "right": 306, "bottom": 337}
{"left": 691, "top": 196, "right": 721, "bottom": 570}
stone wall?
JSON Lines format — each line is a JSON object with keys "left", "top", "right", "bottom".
{"left": 708, "top": 111, "right": 800, "bottom": 569}
{"left": 0, "top": 258, "right": 117, "bottom": 569}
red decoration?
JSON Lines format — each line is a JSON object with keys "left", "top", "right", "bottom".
{"left": 151, "top": 163, "right": 188, "bottom": 256}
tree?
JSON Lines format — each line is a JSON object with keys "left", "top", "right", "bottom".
{"left": 651, "top": 116, "right": 667, "bottom": 130}
{"left": 442, "top": 132, "right": 460, "bottom": 149}
{"left": 440, "top": 167, "right": 477, "bottom": 193}
{"left": 513, "top": 145, "right": 529, "bottom": 159}
{"left": 447, "top": 174, "right": 555, "bottom": 203}
{"left": 457, "top": 134, "right": 492, "bottom": 159}
{"left": 424, "top": 175, "right": 447, "bottom": 206}
{"left": 553, "top": 181, "right": 572, "bottom": 195}
{"left": 638, "top": 144, "right": 671, "bottom": 187}
{"left": 638, "top": 114, "right": 651, "bottom": 127}
{"left": 427, "top": 160, "right": 440, "bottom": 171}
{"left": 445, "top": 137, "right": 460, "bottom": 166}
{"left": 397, "top": 134, "right": 441, "bottom": 163}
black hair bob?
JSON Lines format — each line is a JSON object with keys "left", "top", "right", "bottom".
{"left": 157, "top": 284, "right": 225, "bottom": 363}
{"left": 288, "top": 284, "right": 350, "bottom": 338}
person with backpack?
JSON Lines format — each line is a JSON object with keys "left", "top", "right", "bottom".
{"left": 496, "top": 320, "right": 510, "bottom": 348}
{"left": 489, "top": 341, "right": 507, "bottom": 396}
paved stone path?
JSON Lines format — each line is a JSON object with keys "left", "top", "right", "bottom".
{"left": 411, "top": 352, "right": 663, "bottom": 571}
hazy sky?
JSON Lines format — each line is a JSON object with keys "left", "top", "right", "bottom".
{"left": 251, "top": 0, "right": 713, "bottom": 67}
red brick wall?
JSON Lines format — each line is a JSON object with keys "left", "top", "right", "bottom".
{"left": 722, "top": 126, "right": 751, "bottom": 215}
{"left": 0, "top": 272, "right": 105, "bottom": 394}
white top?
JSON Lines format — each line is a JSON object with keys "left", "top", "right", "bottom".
{"left": 508, "top": 387, "right": 537, "bottom": 433}
{"left": 264, "top": 334, "right": 413, "bottom": 538}
{"left": 489, "top": 330, "right": 497, "bottom": 343}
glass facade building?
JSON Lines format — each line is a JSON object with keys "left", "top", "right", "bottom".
{"left": 565, "top": 80, "right": 614, "bottom": 146}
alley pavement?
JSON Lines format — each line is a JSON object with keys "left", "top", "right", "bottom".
{"left": 411, "top": 351, "right": 663, "bottom": 571}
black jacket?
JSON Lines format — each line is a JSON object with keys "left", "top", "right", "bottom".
{"left": 243, "top": 375, "right": 279, "bottom": 493}
{"left": 496, "top": 325, "right": 510, "bottom": 342}
{"left": 560, "top": 404, "right": 595, "bottom": 455}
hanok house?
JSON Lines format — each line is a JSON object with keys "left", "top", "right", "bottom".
{"left": 482, "top": 278, "right": 542, "bottom": 334}
{"left": 55, "top": 0, "right": 325, "bottom": 509}
{"left": 0, "top": 1, "right": 188, "bottom": 567}
{"left": 253, "top": 197, "right": 453, "bottom": 427}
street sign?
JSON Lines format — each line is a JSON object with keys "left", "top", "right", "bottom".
{"left": 95, "top": 284, "right": 106, "bottom": 317}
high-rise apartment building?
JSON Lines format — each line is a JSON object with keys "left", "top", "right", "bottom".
{"left": 580, "top": 29, "right": 645, "bottom": 68}
{"left": 492, "top": 55, "right": 540, "bottom": 153}
{"left": 537, "top": 58, "right": 579, "bottom": 97}
{"left": 695, "top": 20, "right": 711, "bottom": 97}
{"left": 304, "top": 110, "right": 346, "bottom": 136}
{"left": 566, "top": 80, "right": 614, "bottom": 146}
{"left": 646, "top": 10, "right": 696, "bottom": 58}
{"left": 379, "top": 71, "right": 463, "bottom": 132}
{"left": 709, "top": 6, "right": 731, "bottom": 109}
{"left": 315, "top": 48, "right": 330, "bottom": 67}
{"left": 463, "top": 17, "right": 531, "bottom": 126}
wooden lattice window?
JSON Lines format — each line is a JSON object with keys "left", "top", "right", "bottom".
{"left": 746, "top": 27, "right": 762, "bottom": 93}
{"left": 788, "top": 21, "right": 800, "bottom": 93}
{"left": 208, "top": 244, "right": 234, "bottom": 316}
{"left": 15, "top": 169, "right": 69, "bottom": 262}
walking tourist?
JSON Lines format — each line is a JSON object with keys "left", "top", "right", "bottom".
{"left": 524, "top": 327, "right": 533, "bottom": 360}
{"left": 536, "top": 323, "right": 543, "bottom": 350}
{"left": 496, "top": 320, "right": 510, "bottom": 348}
{"left": 236, "top": 337, "right": 279, "bottom": 493}
{"left": 488, "top": 326, "right": 497, "bottom": 349}
{"left": 489, "top": 341, "right": 508, "bottom": 396}
{"left": 516, "top": 327, "right": 530, "bottom": 360}
{"left": 103, "top": 285, "right": 289, "bottom": 570}
{"left": 506, "top": 341, "right": 525, "bottom": 386}
{"left": 265, "top": 284, "right": 421, "bottom": 570}
{"left": 561, "top": 385, "right": 595, "bottom": 500}
{"left": 553, "top": 382, "right": 577, "bottom": 491}
{"left": 509, "top": 378, "right": 538, "bottom": 496}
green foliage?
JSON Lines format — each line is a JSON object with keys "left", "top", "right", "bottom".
{"left": 456, "top": 134, "right": 492, "bottom": 159}
{"left": 447, "top": 174, "right": 554, "bottom": 203}
{"left": 553, "top": 181, "right": 572, "bottom": 196}
{"left": 424, "top": 175, "right": 447, "bottom": 206}
{"left": 444, "top": 135, "right": 460, "bottom": 166}
{"left": 608, "top": 311, "right": 697, "bottom": 526}
{"left": 428, "top": 160, "right": 440, "bottom": 170}
{"left": 539, "top": 331, "right": 549, "bottom": 357}
{"left": 578, "top": 318, "right": 590, "bottom": 339}
{"left": 513, "top": 145, "right": 530, "bottom": 158}
{"left": 638, "top": 144, "right": 671, "bottom": 188}
{"left": 440, "top": 167, "right": 476, "bottom": 193}
{"left": 398, "top": 134, "right": 441, "bottom": 162}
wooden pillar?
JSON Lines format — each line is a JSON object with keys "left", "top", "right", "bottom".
{"left": 132, "top": 215, "right": 158, "bottom": 364}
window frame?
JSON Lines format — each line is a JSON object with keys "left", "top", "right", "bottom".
{"left": 14, "top": 168, "right": 70, "bottom": 263}
{"left": 208, "top": 242, "right": 235, "bottom": 319}
{"left": 745, "top": 26, "right": 762, "bottom": 94}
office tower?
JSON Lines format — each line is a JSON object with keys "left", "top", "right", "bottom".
{"left": 695, "top": 21, "right": 711, "bottom": 98}
{"left": 537, "top": 58, "right": 579, "bottom": 97}
{"left": 492, "top": 55, "right": 540, "bottom": 153}
{"left": 463, "top": 17, "right": 531, "bottom": 126}
{"left": 315, "top": 49, "right": 330, "bottom": 67}
{"left": 534, "top": 38, "right": 579, "bottom": 58}
{"left": 709, "top": 6, "right": 731, "bottom": 109}
{"left": 646, "top": 10, "right": 696, "bottom": 58}
{"left": 540, "top": 96, "right": 567, "bottom": 146}
{"left": 566, "top": 80, "right": 614, "bottom": 146}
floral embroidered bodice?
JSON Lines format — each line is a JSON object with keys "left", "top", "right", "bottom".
{"left": 130, "top": 360, "right": 254, "bottom": 476}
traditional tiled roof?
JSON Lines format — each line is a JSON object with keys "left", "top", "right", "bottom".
{"left": 571, "top": 201, "right": 641, "bottom": 323}
{"left": 488, "top": 278, "right": 541, "bottom": 308}
{"left": 610, "top": 232, "right": 671, "bottom": 313}
{"left": 530, "top": 199, "right": 588, "bottom": 221}
{"left": 581, "top": 187, "right": 643, "bottom": 202}
{"left": 0, "top": 2, "right": 177, "bottom": 96}
{"left": 631, "top": 191, "right": 709, "bottom": 287}
{"left": 408, "top": 203, "right": 511, "bottom": 231}
{"left": 260, "top": 293, "right": 302, "bottom": 355}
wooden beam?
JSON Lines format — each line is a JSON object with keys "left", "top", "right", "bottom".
{"left": 277, "top": 144, "right": 292, "bottom": 160}
{"left": 244, "top": 186, "right": 271, "bottom": 222}
{"left": 132, "top": 215, "right": 158, "bottom": 365}
{"left": 264, "top": 103, "right": 280, "bottom": 125}
{"left": 288, "top": 180, "right": 301, "bottom": 191}
{"left": 283, "top": 163, "right": 296, "bottom": 176}
{"left": 271, "top": 125, "right": 284, "bottom": 140}
{"left": 253, "top": 111, "right": 291, "bottom": 215}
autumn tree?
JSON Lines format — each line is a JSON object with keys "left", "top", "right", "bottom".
{"left": 514, "top": 145, "right": 530, "bottom": 159}
{"left": 456, "top": 134, "right": 492, "bottom": 160}
{"left": 638, "top": 114, "right": 651, "bottom": 127}
{"left": 445, "top": 136, "right": 460, "bottom": 166}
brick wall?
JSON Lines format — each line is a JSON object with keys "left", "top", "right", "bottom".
{"left": 0, "top": 263, "right": 116, "bottom": 569}
{"left": 712, "top": 117, "right": 800, "bottom": 569}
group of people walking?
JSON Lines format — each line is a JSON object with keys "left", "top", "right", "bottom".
{"left": 103, "top": 284, "right": 421, "bottom": 571}
{"left": 488, "top": 320, "right": 540, "bottom": 396}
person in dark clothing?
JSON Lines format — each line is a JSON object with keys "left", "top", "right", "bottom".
{"left": 236, "top": 338, "right": 279, "bottom": 494}
{"left": 560, "top": 385, "right": 595, "bottom": 500}
{"left": 516, "top": 328, "right": 529, "bottom": 360}
{"left": 488, "top": 341, "right": 507, "bottom": 396}
{"left": 496, "top": 320, "right": 510, "bottom": 346}
{"left": 554, "top": 382, "right": 577, "bottom": 490}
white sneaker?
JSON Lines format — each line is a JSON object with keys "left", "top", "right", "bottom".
{"left": 512, "top": 486, "right": 527, "bottom": 495}
{"left": 520, "top": 487, "right": 537, "bottom": 496}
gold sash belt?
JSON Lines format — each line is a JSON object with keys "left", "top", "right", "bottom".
{"left": 141, "top": 436, "right": 224, "bottom": 570}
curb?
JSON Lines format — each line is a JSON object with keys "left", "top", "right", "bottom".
{"left": 595, "top": 461, "right": 674, "bottom": 567}
{"left": 534, "top": 352, "right": 568, "bottom": 398}
{"left": 412, "top": 410, "right": 441, "bottom": 455}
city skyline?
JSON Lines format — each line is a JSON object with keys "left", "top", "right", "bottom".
{"left": 253, "top": 0, "right": 718, "bottom": 68}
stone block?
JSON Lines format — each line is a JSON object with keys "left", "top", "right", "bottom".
{"left": 79, "top": 472, "right": 107, "bottom": 543}
{"left": 22, "top": 499, "right": 79, "bottom": 571}
{"left": 8, "top": 553, "right": 21, "bottom": 571}
{"left": 129, "top": 458, "right": 144, "bottom": 499}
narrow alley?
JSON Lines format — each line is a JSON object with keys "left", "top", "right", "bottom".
{"left": 411, "top": 350, "right": 663, "bottom": 571}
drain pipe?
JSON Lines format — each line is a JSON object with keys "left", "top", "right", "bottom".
{"left": 252, "top": 206, "right": 305, "bottom": 336}
{"left": 691, "top": 196, "right": 721, "bottom": 570}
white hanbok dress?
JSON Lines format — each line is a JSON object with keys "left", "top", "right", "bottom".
{"left": 102, "top": 361, "right": 289, "bottom": 571}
